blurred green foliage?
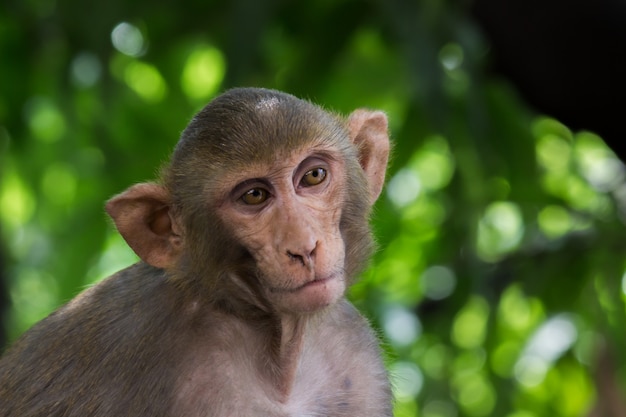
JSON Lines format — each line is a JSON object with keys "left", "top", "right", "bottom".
{"left": 2, "top": 1, "right": 626, "bottom": 416}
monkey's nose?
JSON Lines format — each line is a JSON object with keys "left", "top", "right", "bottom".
{"left": 286, "top": 241, "right": 318, "bottom": 268}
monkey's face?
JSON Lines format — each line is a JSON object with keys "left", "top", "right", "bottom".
{"left": 106, "top": 90, "right": 389, "bottom": 316}
{"left": 215, "top": 147, "right": 348, "bottom": 313}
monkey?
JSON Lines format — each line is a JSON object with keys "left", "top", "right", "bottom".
{"left": 0, "top": 87, "right": 392, "bottom": 417}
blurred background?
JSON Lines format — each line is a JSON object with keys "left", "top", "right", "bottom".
{"left": 2, "top": 0, "right": 626, "bottom": 416}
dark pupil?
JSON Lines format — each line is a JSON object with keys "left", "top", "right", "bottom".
{"left": 251, "top": 190, "right": 262, "bottom": 197}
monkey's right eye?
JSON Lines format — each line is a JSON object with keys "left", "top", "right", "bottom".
{"left": 241, "top": 188, "right": 269, "bottom": 205}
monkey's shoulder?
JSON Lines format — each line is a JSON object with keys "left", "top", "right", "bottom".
{"left": 0, "top": 263, "right": 181, "bottom": 417}
{"left": 16, "top": 263, "right": 174, "bottom": 341}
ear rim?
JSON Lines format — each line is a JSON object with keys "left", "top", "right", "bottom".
{"left": 347, "top": 109, "right": 390, "bottom": 205}
{"left": 105, "top": 182, "right": 182, "bottom": 269}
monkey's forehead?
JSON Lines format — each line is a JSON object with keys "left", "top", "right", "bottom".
{"left": 219, "top": 146, "right": 342, "bottom": 176}
{"left": 171, "top": 88, "right": 355, "bottom": 170}
{"left": 212, "top": 140, "right": 350, "bottom": 174}
{"left": 175, "top": 118, "right": 350, "bottom": 166}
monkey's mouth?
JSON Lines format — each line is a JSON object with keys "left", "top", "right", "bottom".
{"left": 270, "top": 273, "right": 339, "bottom": 294}
{"left": 298, "top": 274, "right": 337, "bottom": 291}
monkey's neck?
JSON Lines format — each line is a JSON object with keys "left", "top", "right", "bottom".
{"left": 207, "top": 271, "right": 310, "bottom": 400}
{"left": 268, "top": 314, "right": 307, "bottom": 401}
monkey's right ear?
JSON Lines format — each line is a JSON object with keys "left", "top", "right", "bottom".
{"left": 105, "top": 183, "right": 182, "bottom": 269}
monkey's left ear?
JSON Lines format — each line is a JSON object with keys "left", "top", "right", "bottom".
{"left": 347, "top": 109, "right": 390, "bottom": 205}
{"left": 105, "top": 183, "right": 182, "bottom": 269}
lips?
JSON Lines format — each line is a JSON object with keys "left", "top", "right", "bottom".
{"left": 298, "top": 274, "right": 335, "bottom": 290}
{"left": 269, "top": 272, "right": 338, "bottom": 294}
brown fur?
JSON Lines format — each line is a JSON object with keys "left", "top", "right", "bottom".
{"left": 0, "top": 88, "right": 392, "bottom": 416}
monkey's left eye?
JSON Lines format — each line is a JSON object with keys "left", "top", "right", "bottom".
{"left": 241, "top": 188, "right": 269, "bottom": 205}
{"left": 301, "top": 168, "right": 327, "bottom": 187}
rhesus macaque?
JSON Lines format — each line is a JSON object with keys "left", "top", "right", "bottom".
{"left": 0, "top": 88, "right": 392, "bottom": 416}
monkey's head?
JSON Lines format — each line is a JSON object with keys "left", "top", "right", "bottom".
{"left": 106, "top": 88, "right": 389, "bottom": 314}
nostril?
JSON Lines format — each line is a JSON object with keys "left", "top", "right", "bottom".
{"left": 287, "top": 251, "right": 306, "bottom": 266}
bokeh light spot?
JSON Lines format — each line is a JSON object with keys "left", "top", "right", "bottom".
{"left": 514, "top": 355, "right": 548, "bottom": 388}
{"left": 537, "top": 205, "right": 572, "bottom": 239}
{"left": 422, "top": 344, "right": 451, "bottom": 379}
{"left": 454, "top": 372, "right": 496, "bottom": 416}
{"left": 387, "top": 168, "right": 421, "bottom": 208}
{"left": 111, "top": 22, "right": 145, "bottom": 57}
{"left": 420, "top": 265, "right": 456, "bottom": 300}
{"left": 409, "top": 135, "right": 455, "bottom": 191}
{"left": 515, "top": 314, "right": 578, "bottom": 387}
{"left": 491, "top": 341, "right": 521, "bottom": 377}
{"left": 477, "top": 201, "right": 524, "bottom": 261}
{"left": 536, "top": 134, "right": 571, "bottom": 173}
{"left": 87, "top": 231, "right": 140, "bottom": 284}
{"left": 9, "top": 268, "right": 59, "bottom": 337}
{"left": 452, "top": 296, "right": 489, "bottom": 349}
{"left": 41, "top": 163, "right": 77, "bottom": 206}
{"left": 439, "top": 42, "right": 464, "bottom": 71}
{"left": 24, "top": 97, "right": 66, "bottom": 143}
{"left": 574, "top": 131, "right": 625, "bottom": 192}
{"left": 391, "top": 361, "right": 424, "bottom": 400}
{"left": 124, "top": 61, "right": 167, "bottom": 102}
{"left": 70, "top": 52, "right": 102, "bottom": 87}
{"left": 0, "top": 170, "right": 35, "bottom": 228}
{"left": 383, "top": 306, "right": 421, "bottom": 347}
{"left": 498, "top": 284, "right": 542, "bottom": 333}
{"left": 181, "top": 46, "right": 226, "bottom": 101}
